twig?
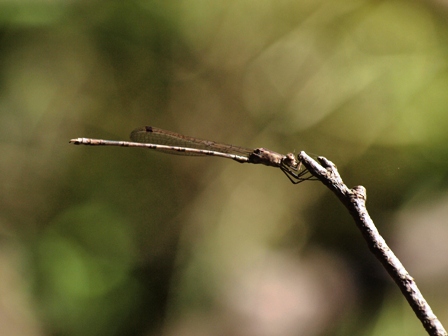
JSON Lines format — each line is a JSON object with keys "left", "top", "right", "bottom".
{"left": 298, "top": 151, "right": 447, "bottom": 336}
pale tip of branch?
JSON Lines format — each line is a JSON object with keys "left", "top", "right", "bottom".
{"left": 317, "top": 156, "right": 335, "bottom": 169}
{"left": 352, "top": 186, "right": 367, "bottom": 201}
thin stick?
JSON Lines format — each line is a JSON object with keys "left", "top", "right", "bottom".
{"left": 298, "top": 151, "right": 447, "bottom": 336}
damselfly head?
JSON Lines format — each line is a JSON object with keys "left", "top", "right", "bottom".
{"left": 283, "top": 153, "right": 299, "bottom": 169}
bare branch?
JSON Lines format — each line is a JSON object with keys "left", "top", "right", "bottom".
{"left": 298, "top": 151, "right": 447, "bottom": 336}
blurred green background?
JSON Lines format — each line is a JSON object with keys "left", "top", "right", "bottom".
{"left": 1, "top": 0, "right": 448, "bottom": 335}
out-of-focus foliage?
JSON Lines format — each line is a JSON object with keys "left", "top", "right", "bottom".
{"left": 1, "top": 0, "right": 448, "bottom": 335}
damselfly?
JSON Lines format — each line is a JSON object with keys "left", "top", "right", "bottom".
{"left": 70, "top": 126, "right": 314, "bottom": 184}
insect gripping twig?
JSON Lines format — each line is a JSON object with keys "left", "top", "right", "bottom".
{"left": 70, "top": 125, "right": 316, "bottom": 184}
